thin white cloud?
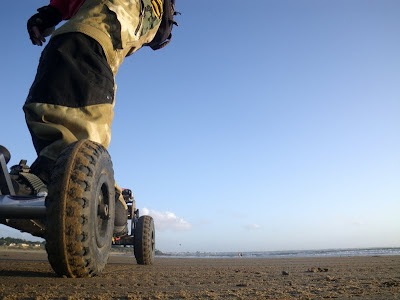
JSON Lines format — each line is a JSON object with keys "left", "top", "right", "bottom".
{"left": 141, "top": 208, "right": 192, "bottom": 232}
{"left": 352, "top": 220, "right": 365, "bottom": 226}
{"left": 335, "top": 214, "right": 366, "bottom": 227}
{"left": 244, "top": 224, "right": 262, "bottom": 231}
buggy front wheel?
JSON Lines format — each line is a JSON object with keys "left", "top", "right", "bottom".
{"left": 45, "top": 140, "right": 115, "bottom": 278}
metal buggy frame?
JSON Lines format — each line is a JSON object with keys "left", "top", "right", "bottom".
{"left": 0, "top": 142, "right": 155, "bottom": 277}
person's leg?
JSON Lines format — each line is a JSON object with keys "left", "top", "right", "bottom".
{"left": 24, "top": 32, "right": 115, "bottom": 182}
{"left": 23, "top": 32, "right": 127, "bottom": 234}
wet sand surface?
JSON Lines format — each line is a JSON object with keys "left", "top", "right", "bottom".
{"left": 0, "top": 251, "right": 399, "bottom": 299}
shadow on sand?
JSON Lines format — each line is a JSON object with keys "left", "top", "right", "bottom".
{"left": 0, "top": 269, "right": 55, "bottom": 278}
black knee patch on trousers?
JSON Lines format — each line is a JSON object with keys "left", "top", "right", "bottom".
{"left": 26, "top": 32, "right": 114, "bottom": 108}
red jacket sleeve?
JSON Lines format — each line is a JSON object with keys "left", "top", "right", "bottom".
{"left": 50, "top": 0, "right": 85, "bottom": 20}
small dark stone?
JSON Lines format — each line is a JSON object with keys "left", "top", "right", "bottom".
{"left": 236, "top": 283, "right": 248, "bottom": 287}
{"left": 382, "top": 281, "right": 400, "bottom": 287}
{"left": 317, "top": 267, "right": 329, "bottom": 272}
{"left": 282, "top": 271, "right": 290, "bottom": 276}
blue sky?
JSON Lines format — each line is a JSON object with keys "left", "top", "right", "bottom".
{"left": 1, "top": 0, "right": 399, "bottom": 252}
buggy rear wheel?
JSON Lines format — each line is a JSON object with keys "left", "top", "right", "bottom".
{"left": 134, "top": 215, "right": 155, "bottom": 265}
{"left": 45, "top": 139, "right": 115, "bottom": 277}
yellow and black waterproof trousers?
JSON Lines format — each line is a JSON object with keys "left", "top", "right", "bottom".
{"left": 24, "top": 33, "right": 115, "bottom": 162}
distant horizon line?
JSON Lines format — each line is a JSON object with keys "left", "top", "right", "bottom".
{"left": 158, "top": 246, "right": 400, "bottom": 254}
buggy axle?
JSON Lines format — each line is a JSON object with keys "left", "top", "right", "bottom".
{"left": 0, "top": 195, "right": 46, "bottom": 218}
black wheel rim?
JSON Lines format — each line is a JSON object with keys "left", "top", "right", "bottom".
{"left": 95, "top": 174, "right": 111, "bottom": 248}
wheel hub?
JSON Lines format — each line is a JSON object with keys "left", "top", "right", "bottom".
{"left": 98, "top": 203, "right": 109, "bottom": 219}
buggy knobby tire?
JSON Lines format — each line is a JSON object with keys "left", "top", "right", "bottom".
{"left": 45, "top": 140, "right": 115, "bottom": 278}
{"left": 134, "top": 215, "right": 155, "bottom": 265}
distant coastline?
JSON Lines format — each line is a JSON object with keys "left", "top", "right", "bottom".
{"left": 1, "top": 237, "right": 398, "bottom": 259}
{"left": 155, "top": 247, "right": 400, "bottom": 259}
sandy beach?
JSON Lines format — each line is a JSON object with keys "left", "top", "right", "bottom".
{"left": 0, "top": 250, "right": 399, "bottom": 299}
